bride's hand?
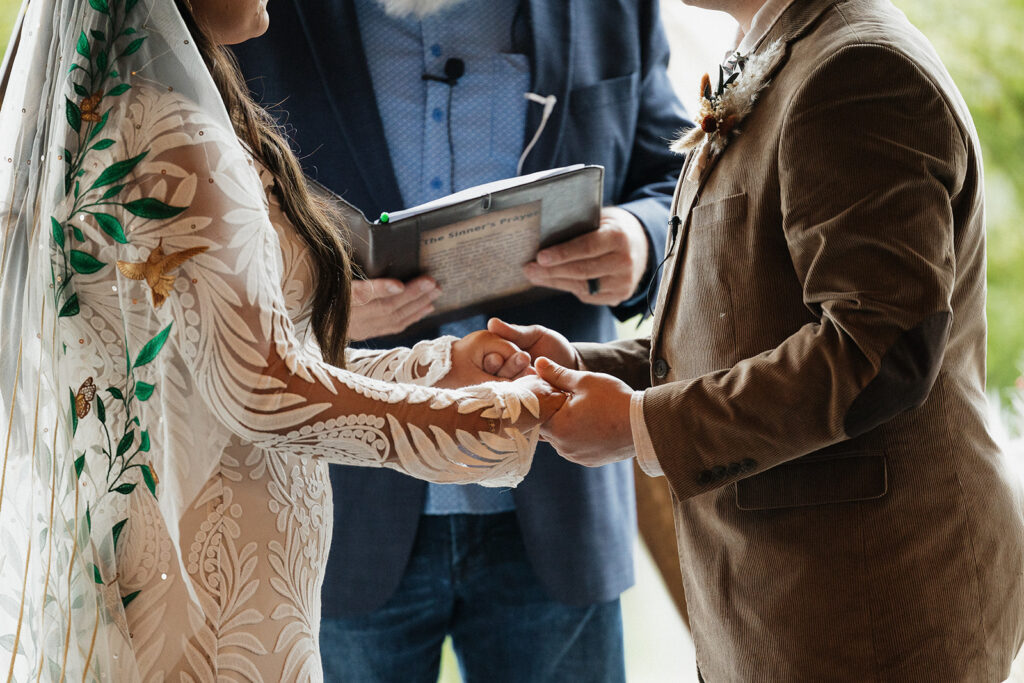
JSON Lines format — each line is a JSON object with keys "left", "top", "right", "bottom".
{"left": 437, "top": 330, "right": 532, "bottom": 389}
{"left": 500, "top": 374, "right": 568, "bottom": 432}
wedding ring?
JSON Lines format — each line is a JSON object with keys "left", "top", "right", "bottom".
{"left": 587, "top": 278, "right": 601, "bottom": 295}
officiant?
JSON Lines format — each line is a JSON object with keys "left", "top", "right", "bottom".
{"left": 233, "top": 0, "right": 691, "bottom": 679}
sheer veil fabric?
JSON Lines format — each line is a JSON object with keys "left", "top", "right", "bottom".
{"left": 0, "top": 0, "right": 543, "bottom": 679}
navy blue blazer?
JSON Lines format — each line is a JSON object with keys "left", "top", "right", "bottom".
{"left": 233, "top": 0, "right": 690, "bottom": 615}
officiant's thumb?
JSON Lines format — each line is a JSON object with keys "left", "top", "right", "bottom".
{"left": 535, "top": 357, "right": 581, "bottom": 392}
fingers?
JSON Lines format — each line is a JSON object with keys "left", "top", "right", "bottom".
{"left": 534, "top": 357, "right": 583, "bottom": 393}
{"left": 348, "top": 276, "right": 440, "bottom": 341}
{"left": 487, "top": 318, "right": 543, "bottom": 351}
{"left": 482, "top": 350, "right": 530, "bottom": 378}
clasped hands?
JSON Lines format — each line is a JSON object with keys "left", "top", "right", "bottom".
{"left": 443, "top": 318, "right": 635, "bottom": 467}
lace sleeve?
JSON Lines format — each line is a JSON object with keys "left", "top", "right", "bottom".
{"left": 344, "top": 337, "right": 456, "bottom": 386}
{"left": 105, "top": 91, "right": 539, "bottom": 488}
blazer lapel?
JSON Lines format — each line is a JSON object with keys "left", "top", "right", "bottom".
{"left": 519, "top": 0, "right": 575, "bottom": 174}
{"left": 291, "top": 0, "right": 403, "bottom": 211}
{"left": 651, "top": 0, "right": 837, "bottom": 343}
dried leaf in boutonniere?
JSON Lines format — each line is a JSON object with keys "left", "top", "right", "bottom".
{"left": 672, "top": 41, "right": 783, "bottom": 180}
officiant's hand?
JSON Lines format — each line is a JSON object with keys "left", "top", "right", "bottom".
{"left": 348, "top": 276, "right": 441, "bottom": 341}
{"left": 438, "top": 330, "right": 532, "bottom": 389}
{"left": 522, "top": 206, "right": 648, "bottom": 307}
{"left": 486, "top": 318, "right": 580, "bottom": 370}
{"left": 534, "top": 357, "right": 635, "bottom": 467}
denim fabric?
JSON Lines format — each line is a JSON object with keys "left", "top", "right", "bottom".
{"left": 319, "top": 513, "right": 626, "bottom": 683}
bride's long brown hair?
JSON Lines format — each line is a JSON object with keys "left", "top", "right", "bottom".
{"left": 175, "top": 1, "right": 351, "bottom": 366}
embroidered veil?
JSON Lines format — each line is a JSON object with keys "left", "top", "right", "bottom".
{"left": 0, "top": 1, "right": 547, "bottom": 678}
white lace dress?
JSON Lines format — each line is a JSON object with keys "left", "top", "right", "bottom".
{"left": 45, "top": 85, "right": 539, "bottom": 681}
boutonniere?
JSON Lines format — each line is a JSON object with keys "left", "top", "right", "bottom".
{"left": 672, "top": 41, "right": 782, "bottom": 180}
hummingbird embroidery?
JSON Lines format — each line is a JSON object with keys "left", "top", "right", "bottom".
{"left": 117, "top": 238, "right": 208, "bottom": 308}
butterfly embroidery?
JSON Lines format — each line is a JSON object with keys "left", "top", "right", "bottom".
{"left": 74, "top": 377, "right": 98, "bottom": 419}
{"left": 117, "top": 238, "right": 208, "bottom": 308}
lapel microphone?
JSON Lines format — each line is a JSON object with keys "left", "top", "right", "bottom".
{"left": 422, "top": 57, "right": 465, "bottom": 86}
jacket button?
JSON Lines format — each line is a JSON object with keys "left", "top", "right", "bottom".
{"left": 740, "top": 458, "right": 758, "bottom": 472}
{"left": 697, "top": 470, "right": 714, "bottom": 485}
{"left": 711, "top": 466, "right": 728, "bottom": 481}
{"left": 727, "top": 462, "right": 743, "bottom": 476}
{"left": 653, "top": 358, "right": 669, "bottom": 379}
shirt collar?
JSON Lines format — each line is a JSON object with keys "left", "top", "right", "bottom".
{"left": 736, "top": 0, "right": 800, "bottom": 54}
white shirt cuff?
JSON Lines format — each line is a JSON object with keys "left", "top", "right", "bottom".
{"left": 630, "top": 391, "right": 663, "bottom": 477}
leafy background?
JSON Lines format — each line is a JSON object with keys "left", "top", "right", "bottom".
{"left": 2, "top": 1, "right": 1022, "bottom": 681}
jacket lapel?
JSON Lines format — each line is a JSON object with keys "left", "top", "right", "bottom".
{"left": 519, "top": 0, "right": 575, "bottom": 174}
{"left": 291, "top": 0, "right": 403, "bottom": 211}
{"left": 651, "top": 0, "right": 838, "bottom": 343}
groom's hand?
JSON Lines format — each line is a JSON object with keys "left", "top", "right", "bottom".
{"left": 534, "top": 357, "right": 635, "bottom": 467}
{"left": 437, "top": 330, "right": 532, "bottom": 389}
{"left": 486, "top": 318, "right": 580, "bottom": 370}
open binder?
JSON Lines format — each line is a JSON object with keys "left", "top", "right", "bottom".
{"left": 321, "top": 164, "right": 604, "bottom": 328}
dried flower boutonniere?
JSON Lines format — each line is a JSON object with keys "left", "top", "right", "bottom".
{"left": 672, "top": 41, "right": 783, "bottom": 180}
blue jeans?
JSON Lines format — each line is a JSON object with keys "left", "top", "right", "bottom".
{"left": 320, "top": 512, "right": 626, "bottom": 682}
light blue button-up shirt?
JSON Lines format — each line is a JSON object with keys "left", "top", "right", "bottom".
{"left": 355, "top": 0, "right": 530, "bottom": 515}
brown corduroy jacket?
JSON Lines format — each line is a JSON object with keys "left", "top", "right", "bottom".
{"left": 578, "top": 0, "right": 1024, "bottom": 679}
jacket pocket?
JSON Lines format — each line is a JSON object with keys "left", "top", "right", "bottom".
{"left": 734, "top": 453, "right": 888, "bottom": 511}
{"left": 568, "top": 72, "right": 639, "bottom": 111}
{"left": 691, "top": 191, "right": 747, "bottom": 228}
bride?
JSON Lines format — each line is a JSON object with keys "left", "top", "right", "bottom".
{"left": 0, "top": 0, "right": 563, "bottom": 679}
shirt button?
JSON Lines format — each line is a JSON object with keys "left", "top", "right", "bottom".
{"left": 740, "top": 458, "right": 758, "bottom": 473}
{"left": 430, "top": 177, "right": 443, "bottom": 190}
{"left": 432, "top": 108, "right": 444, "bottom": 122}
{"left": 431, "top": 43, "right": 442, "bottom": 57}
{"left": 697, "top": 470, "right": 714, "bottom": 485}
{"left": 653, "top": 358, "right": 669, "bottom": 379}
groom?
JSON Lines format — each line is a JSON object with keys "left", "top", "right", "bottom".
{"left": 494, "top": 0, "right": 1024, "bottom": 679}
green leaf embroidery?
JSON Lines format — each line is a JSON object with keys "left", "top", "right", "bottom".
{"left": 139, "top": 430, "right": 151, "bottom": 453}
{"left": 73, "top": 83, "right": 89, "bottom": 98}
{"left": 141, "top": 465, "right": 156, "bottom": 496}
{"left": 116, "top": 430, "right": 135, "bottom": 458}
{"left": 69, "top": 250, "right": 105, "bottom": 274}
{"left": 91, "top": 139, "right": 115, "bottom": 151}
{"left": 65, "top": 97, "right": 81, "bottom": 133}
{"left": 72, "top": 227, "right": 85, "bottom": 242}
{"left": 89, "top": 151, "right": 147, "bottom": 191}
{"left": 51, "top": 217, "right": 65, "bottom": 248}
{"left": 107, "top": 386, "right": 124, "bottom": 401}
{"left": 74, "top": 454, "right": 85, "bottom": 479}
{"left": 120, "top": 37, "right": 146, "bottom": 58}
{"left": 92, "top": 213, "right": 127, "bottom": 244}
{"left": 69, "top": 390, "right": 79, "bottom": 435}
{"left": 69, "top": 64, "right": 83, "bottom": 74}
{"left": 107, "top": 83, "right": 131, "bottom": 97}
{"left": 88, "top": 0, "right": 109, "bottom": 14}
{"left": 85, "top": 505, "right": 91, "bottom": 532}
{"left": 123, "top": 198, "right": 187, "bottom": 220}
{"left": 101, "top": 184, "right": 125, "bottom": 199}
{"left": 90, "top": 29, "right": 106, "bottom": 42}
{"left": 125, "top": 0, "right": 140, "bottom": 14}
{"left": 108, "top": 70, "right": 119, "bottom": 78}
{"left": 133, "top": 323, "right": 172, "bottom": 369}
{"left": 113, "top": 483, "right": 136, "bottom": 495}
{"left": 111, "top": 519, "right": 128, "bottom": 550}
{"left": 121, "top": 590, "right": 141, "bottom": 608}
{"left": 135, "top": 382, "right": 155, "bottom": 401}
{"left": 95, "top": 394, "right": 106, "bottom": 423}
{"left": 59, "top": 294, "right": 80, "bottom": 318}
{"left": 76, "top": 31, "right": 90, "bottom": 59}
{"left": 97, "top": 51, "right": 108, "bottom": 74}
{"left": 92, "top": 564, "right": 103, "bottom": 584}
{"left": 87, "top": 110, "right": 109, "bottom": 143}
